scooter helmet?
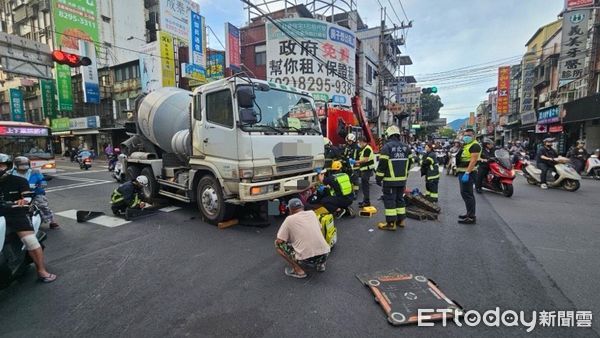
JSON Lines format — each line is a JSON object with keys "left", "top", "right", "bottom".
{"left": 482, "top": 138, "right": 494, "bottom": 145}
{"left": 543, "top": 137, "right": 555, "bottom": 143}
{"left": 13, "top": 156, "right": 30, "bottom": 171}
{"left": 331, "top": 161, "right": 343, "bottom": 171}
{"left": 576, "top": 140, "right": 585, "bottom": 146}
{"left": 135, "top": 175, "right": 149, "bottom": 186}
{"left": 346, "top": 133, "right": 356, "bottom": 142}
{"left": 0, "top": 153, "right": 12, "bottom": 166}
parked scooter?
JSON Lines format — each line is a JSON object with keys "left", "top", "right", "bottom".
{"left": 480, "top": 149, "right": 516, "bottom": 197}
{"left": 582, "top": 150, "right": 600, "bottom": 180}
{"left": 112, "top": 154, "right": 127, "bottom": 183}
{"left": 522, "top": 156, "right": 581, "bottom": 192}
{"left": 0, "top": 196, "right": 45, "bottom": 289}
{"left": 77, "top": 150, "right": 93, "bottom": 170}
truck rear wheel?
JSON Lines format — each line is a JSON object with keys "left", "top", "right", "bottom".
{"left": 126, "top": 165, "right": 141, "bottom": 181}
{"left": 196, "top": 176, "right": 234, "bottom": 225}
{"left": 140, "top": 167, "right": 158, "bottom": 200}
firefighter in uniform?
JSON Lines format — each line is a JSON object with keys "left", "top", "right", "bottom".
{"left": 356, "top": 136, "right": 376, "bottom": 208}
{"left": 343, "top": 133, "right": 361, "bottom": 194}
{"left": 376, "top": 125, "right": 412, "bottom": 230}
{"left": 421, "top": 143, "right": 440, "bottom": 202}
{"left": 313, "top": 161, "right": 355, "bottom": 219}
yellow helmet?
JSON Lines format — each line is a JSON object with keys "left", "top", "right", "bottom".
{"left": 331, "top": 160, "right": 343, "bottom": 171}
{"left": 386, "top": 125, "right": 400, "bottom": 137}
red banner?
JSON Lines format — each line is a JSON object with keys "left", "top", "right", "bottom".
{"left": 566, "top": 0, "right": 593, "bottom": 9}
{"left": 497, "top": 66, "right": 511, "bottom": 115}
{"left": 549, "top": 125, "right": 564, "bottom": 133}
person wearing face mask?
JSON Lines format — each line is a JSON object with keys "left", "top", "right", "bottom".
{"left": 535, "top": 137, "right": 559, "bottom": 189}
{"left": 456, "top": 129, "right": 482, "bottom": 224}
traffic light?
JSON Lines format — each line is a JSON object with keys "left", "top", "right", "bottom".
{"left": 421, "top": 87, "right": 438, "bottom": 94}
{"left": 51, "top": 50, "right": 92, "bottom": 67}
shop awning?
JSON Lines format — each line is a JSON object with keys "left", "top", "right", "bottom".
{"left": 564, "top": 93, "right": 600, "bottom": 123}
{"left": 52, "top": 131, "right": 72, "bottom": 136}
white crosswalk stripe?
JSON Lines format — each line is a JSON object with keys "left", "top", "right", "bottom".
{"left": 55, "top": 210, "right": 130, "bottom": 228}
{"left": 55, "top": 206, "right": 183, "bottom": 228}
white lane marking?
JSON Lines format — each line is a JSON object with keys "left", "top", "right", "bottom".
{"left": 159, "top": 206, "right": 182, "bottom": 213}
{"left": 51, "top": 175, "right": 107, "bottom": 183}
{"left": 52, "top": 169, "right": 108, "bottom": 176}
{"left": 46, "top": 180, "right": 113, "bottom": 193}
{"left": 55, "top": 209, "right": 130, "bottom": 227}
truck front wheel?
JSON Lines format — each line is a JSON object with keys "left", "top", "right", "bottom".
{"left": 196, "top": 176, "right": 234, "bottom": 225}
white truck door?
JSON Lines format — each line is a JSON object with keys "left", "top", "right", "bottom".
{"left": 201, "top": 89, "right": 238, "bottom": 179}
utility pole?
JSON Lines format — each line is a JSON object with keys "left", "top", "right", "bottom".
{"left": 376, "top": 7, "right": 411, "bottom": 136}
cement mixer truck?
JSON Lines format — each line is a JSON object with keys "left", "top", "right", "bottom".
{"left": 121, "top": 76, "right": 325, "bottom": 224}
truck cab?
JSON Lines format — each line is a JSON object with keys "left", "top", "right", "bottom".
{"left": 124, "top": 77, "right": 324, "bottom": 224}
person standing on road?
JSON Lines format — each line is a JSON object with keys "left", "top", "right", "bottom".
{"left": 476, "top": 138, "right": 494, "bottom": 193}
{"left": 376, "top": 125, "right": 412, "bottom": 231}
{"left": 356, "top": 136, "right": 375, "bottom": 208}
{"left": 10, "top": 157, "right": 60, "bottom": 229}
{"left": 535, "top": 137, "right": 559, "bottom": 190}
{"left": 275, "top": 198, "right": 330, "bottom": 279}
{"left": 421, "top": 143, "right": 440, "bottom": 202}
{"left": 110, "top": 176, "right": 148, "bottom": 215}
{"left": 456, "top": 128, "right": 481, "bottom": 224}
{"left": 0, "top": 154, "right": 57, "bottom": 283}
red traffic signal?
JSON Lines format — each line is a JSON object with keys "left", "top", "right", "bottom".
{"left": 51, "top": 50, "right": 92, "bottom": 67}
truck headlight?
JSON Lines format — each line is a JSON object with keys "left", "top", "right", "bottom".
{"left": 253, "top": 166, "right": 273, "bottom": 178}
{"left": 239, "top": 168, "right": 253, "bottom": 179}
{"left": 313, "top": 159, "right": 325, "bottom": 169}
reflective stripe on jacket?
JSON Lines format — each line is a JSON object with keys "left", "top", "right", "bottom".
{"left": 457, "top": 141, "right": 481, "bottom": 172}
{"left": 376, "top": 138, "right": 411, "bottom": 186}
{"left": 359, "top": 145, "right": 376, "bottom": 171}
{"left": 329, "top": 173, "right": 353, "bottom": 197}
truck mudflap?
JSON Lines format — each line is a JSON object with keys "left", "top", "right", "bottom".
{"left": 237, "top": 172, "right": 318, "bottom": 202}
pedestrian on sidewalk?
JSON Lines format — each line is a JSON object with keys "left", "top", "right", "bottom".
{"left": 274, "top": 198, "right": 330, "bottom": 279}
{"left": 456, "top": 128, "right": 481, "bottom": 224}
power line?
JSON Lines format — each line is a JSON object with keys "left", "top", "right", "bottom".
{"left": 397, "top": 0, "right": 410, "bottom": 22}
{"left": 206, "top": 25, "right": 226, "bottom": 50}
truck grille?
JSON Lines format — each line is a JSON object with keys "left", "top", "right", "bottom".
{"left": 276, "top": 162, "right": 312, "bottom": 173}
{"left": 275, "top": 156, "right": 313, "bottom": 163}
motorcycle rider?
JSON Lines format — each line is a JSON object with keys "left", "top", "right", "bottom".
{"left": 9, "top": 157, "right": 60, "bottom": 229}
{"left": 356, "top": 136, "right": 376, "bottom": 208}
{"left": 0, "top": 154, "right": 57, "bottom": 283}
{"left": 376, "top": 125, "right": 412, "bottom": 230}
{"left": 476, "top": 138, "right": 495, "bottom": 193}
{"left": 567, "top": 140, "right": 589, "bottom": 174}
{"left": 535, "top": 137, "right": 559, "bottom": 190}
{"left": 110, "top": 176, "right": 148, "bottom": 215}
{"left": 420, "top": 143, "right": 440, "bottom": 202}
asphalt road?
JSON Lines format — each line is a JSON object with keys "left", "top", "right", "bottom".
{"left": 0, "top": 159, "right": 598, "bottom": 337}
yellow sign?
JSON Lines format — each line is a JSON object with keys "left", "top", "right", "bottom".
{"left": 159, "top": 31, "right": 176, "bottom": 87}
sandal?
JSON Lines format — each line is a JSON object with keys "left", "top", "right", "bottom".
{"left": 38, "top": 274, "right": 57, "bottom": 283}
{"left": 284, "top": 267, "right": 307, "bottom": 279}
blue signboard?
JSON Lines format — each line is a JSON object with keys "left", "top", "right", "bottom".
{"left": 537, "top": 105, "right": 560, "bottom": 125}
{"left": 189, "top": 11, "right": 203, "bottom": 66}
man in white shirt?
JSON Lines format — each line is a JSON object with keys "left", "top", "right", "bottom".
{"left": 275, "top": 198, "right": 330, "bottom": 279}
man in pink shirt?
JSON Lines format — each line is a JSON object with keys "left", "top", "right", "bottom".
{"left": 275, "top": 198, "right": 331, "bottom": 279}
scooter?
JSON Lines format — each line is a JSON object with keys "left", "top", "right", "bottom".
{"left": 581, "top": 151, "right": 600, "bottom": 180}
{"left": 112, "top": 154, "right": 127, "bottom": 183}
{"left": 446, "top": 150, "right": 458, "bottom": 176}
{"left": 107, "top": 147, "right": 121, "bottom": 172}
{"left": 513, "top": 151, "right": 527, "bottom": 171}
{"left": 77, "top": 150, "right": 93, "bottom": 170}
{"left": 0, "top": 196, "right": 45, "bottom": 289}
{"left": 522, "top": 156, "right": 581, "bottom": 192}
{"left": 480, "top": 149, "right": 516, "bottom": 197}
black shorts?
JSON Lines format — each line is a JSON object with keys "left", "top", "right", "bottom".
{"left": 4, "top": 215, "right": 34, "bottom": 232}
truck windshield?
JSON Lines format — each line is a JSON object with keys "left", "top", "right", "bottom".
{"left": 245, "top": 88, "right": 321, "bottom": 134}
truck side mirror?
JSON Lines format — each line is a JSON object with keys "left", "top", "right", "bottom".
{"left": 240, "top": 108, "right": 258, "bottom": 125}
{"left": 237, "top": 86, "right": 255, "bottom": 108}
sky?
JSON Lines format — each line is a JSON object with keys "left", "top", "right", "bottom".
{"left": 197, "top": 0, "right": 565, "bottom": 122}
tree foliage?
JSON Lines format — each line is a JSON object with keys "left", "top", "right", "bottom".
{"left": 438, "top": 127, "right": 456, "bottom": 139}
{"left": 420, "top": 94, "right": 444, "bottom": 122}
